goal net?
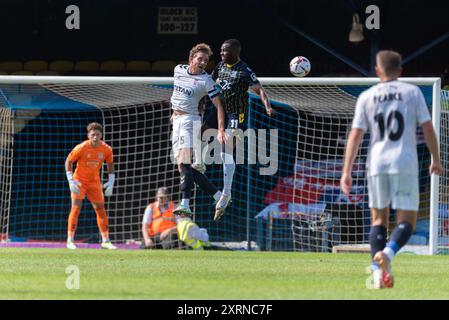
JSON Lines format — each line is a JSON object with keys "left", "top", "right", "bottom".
{"left": 0, "top": 76, "right": 446, "bottom": 254}
{"left": 240, "top": 78, "right": 445, "bottom": 254}
{"left": 0, "top": 77, "right": 178, "bottom": 244}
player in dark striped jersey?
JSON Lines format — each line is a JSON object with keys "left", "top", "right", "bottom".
{"left": 205, "top": 39, "right": 274, "bottom": 221}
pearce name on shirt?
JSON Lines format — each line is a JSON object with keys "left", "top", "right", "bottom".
{"left": 373, "top": 92, "right": 403, "bottom": 104}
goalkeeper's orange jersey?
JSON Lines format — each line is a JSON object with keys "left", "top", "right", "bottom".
{"left": 68, "top": 140, "right": 113, "bottom": 183}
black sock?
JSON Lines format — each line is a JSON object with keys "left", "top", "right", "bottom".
{"left": 192, "top": 168, "right": 218, "bottom": 196}
{"left": 387, "top": 221, "right": 413, "bottom": 254}
{"left": 370, "top": 225, "right": 387, "bottom": 259}
{"left": 179, "top": 163, "right": 194, "bottom": 200}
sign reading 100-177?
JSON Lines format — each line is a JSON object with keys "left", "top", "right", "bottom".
{"left": 158, "top": 7, "right": 198, "bottom": 35}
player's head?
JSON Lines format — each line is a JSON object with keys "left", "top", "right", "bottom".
{"left": 86, "top": 122, "right": 103, "bottom": 146}
{"left": 221, "top": 39, "right": 241, "bottom": 64}
{"left": 189, "top": 43, "right": 212, "bottom": 73}
{"left": 156, "top": 187, "right": 170, "bottom": 206}
{"left": 375, "top": 50, "right": 402, "bottom": 80}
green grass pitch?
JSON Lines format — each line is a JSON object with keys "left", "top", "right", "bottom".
{"left": 1, "top": 248, "right": 449, "bottom": 299}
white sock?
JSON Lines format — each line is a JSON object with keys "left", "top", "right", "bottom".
{"left": 67, "top": 236, "right": 74, "bottom": 242}
{"left": 372, "top": 269, "right": 382, "bottom": 288}
{"left": 181, "top": 198, "right": 190, "bottom": 207}
{"left": 213, "top": 191, "right": 222, "bottom": 202}
{"left": 102, "top": 237, "right": 110, "bottom": 243}
{"left": 195, "top": 141, "right": 208, "bottom": 165}
{"left": 383, "top": 247, "right": 395, "bottom": 263}
{"left": 221, "top": 152, "right": 235, "bottom": 196}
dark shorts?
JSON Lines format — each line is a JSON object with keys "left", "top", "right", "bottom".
{"left": 203, "top": 109, "right": 247, "bottom": 153}
{"left": 203, "top": 108, "right": 247, "bottom": 131}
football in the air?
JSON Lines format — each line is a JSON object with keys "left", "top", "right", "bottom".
{"left": 289, "top": 56, "right": 311, "bottom": 77}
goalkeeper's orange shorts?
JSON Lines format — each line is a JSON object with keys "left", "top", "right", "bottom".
{"left": 71, "top": 181, "right": 104, "bottom": 203}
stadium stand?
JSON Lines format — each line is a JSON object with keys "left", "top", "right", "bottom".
{"left": 174, "top": 60, "right": 214, "bottom": 72}
{"left": 100, "top": 60, "right": 126, "bottom": 73}
{"left": 151, "top": 60, "right": 177, "bottom": 74}
{"left": 0, "top": 61, "right": 23, "bottom": 73}
{"left": 24, "top": 60, "right": 48, "bottom": 73}
{"left": 126, "top": 60, "right": 151, "bottom": 73}
{"left": 36, "top": 71, "right": 60, "bottom": 76}
{"left": 49, "top": 60, "right": 74, "bottom": 73}
{"left": 11, "top": 71, "right": 34, "bottom": 75}
{"left": 74, "top": 61, "right": 100, "bottom": 73}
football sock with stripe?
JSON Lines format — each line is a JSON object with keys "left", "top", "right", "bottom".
{"left": 384, "top": 221, "right": 413, "bottom": 262}
{"left": 179, "top": 163, "right": 194, "bottom": 201}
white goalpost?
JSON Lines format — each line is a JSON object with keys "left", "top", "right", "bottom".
{"left": 256, "top": 77, "right": 442, "bottom": 255}
{"left": 0, "top": 76, "right": 445, "bottom": 254}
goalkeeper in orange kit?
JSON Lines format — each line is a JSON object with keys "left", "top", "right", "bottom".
{"left": 65, "top": 122, "right": 117, "bottom": 250}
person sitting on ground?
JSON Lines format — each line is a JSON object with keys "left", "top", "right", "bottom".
{"left": 141, "top": 187, "right": 180, "bottom": 249}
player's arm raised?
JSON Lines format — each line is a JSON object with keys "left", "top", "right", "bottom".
{"left": 251, "top": 84, "right": 274, "bottom": 117}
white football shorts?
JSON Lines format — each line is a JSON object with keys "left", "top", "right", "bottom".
{"left": 367, "top": 174, "right": 419, "bottom": 211}
{"left": 171, "top": 113, "right": 202, "bottom": 160}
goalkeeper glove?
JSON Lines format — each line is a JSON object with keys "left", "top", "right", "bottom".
{"left": 103, "top": 173, "right": 115, "bottom": 197}
{"left": 66, "top": 171, "right": 80, "bottom": 195}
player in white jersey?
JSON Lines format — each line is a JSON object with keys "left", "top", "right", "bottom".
{"left": 171, "top": 43, "right": 228, "bottom": 216}
{"left": 341, "top": 50, "right": 441, "bottom": 289}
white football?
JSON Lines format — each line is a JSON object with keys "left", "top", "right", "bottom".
{"left": 289, "top": 56, "right": 311, "bottom": 77}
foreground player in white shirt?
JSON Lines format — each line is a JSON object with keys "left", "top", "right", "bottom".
{"left": 171, "top": 43, "right": 228, "bottom": 216}
{"left": 341, "top": 50, "right": 441, "bottom": 289}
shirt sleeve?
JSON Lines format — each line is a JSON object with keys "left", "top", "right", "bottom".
{"left": 142, "top": 206, "right": 153, "bottom": 225}
{"left": 105, "top": 146, "right": 114, "bottom": 164}
{"left": 414, "top": 87, "right": 432, "bottom": 125}
{"left": 352, "top": 93, "right": 368, "bottom": 131}
{"left": 67, "top": 144, "right": 83, "bottom": 163}
{"left": 246, "top": 67, "right": 260, "bottom": 87}
{"left": 173, "top": 64, "right": 181, "bottom": 76}
{"left": 206, "top": 75, "right": 221, "bottom": 99}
